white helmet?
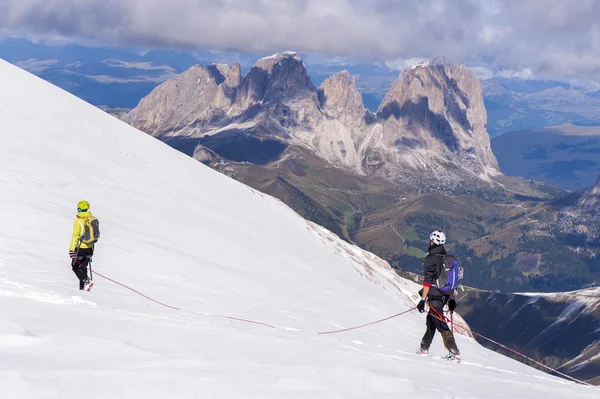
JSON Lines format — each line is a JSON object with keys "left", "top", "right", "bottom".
{"left": 430, "top": 231, "right": 446, "bottom": 245}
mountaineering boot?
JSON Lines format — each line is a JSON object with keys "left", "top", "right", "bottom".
{"left": 441, "top": 331, "right": 460, "bottom": 362}
{"left": 416, "top": 347, "right": 429, "bottom": 356}
{"left": 441, "top": 331, "right": 459, "bottom": 352}
{"left": 83, "top": 279, "right": 92, "bottom": 291}
{"left": 441, "top": 352, "right": 461, "bottom": 363}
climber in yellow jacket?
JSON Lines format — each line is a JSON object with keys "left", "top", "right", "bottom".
{"left": 69, "top": 200, "right": 100, "bottom": 291}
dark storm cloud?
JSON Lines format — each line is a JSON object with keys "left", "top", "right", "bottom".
{"left": 2, "top": 0, "right": 600, "bottom": 81}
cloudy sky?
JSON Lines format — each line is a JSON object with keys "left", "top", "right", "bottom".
{"left": 2, "top": 0, "right": 600, "bottom": 83}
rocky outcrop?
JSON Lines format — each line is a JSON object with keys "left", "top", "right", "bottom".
{"left": 224, "top": 63, "right": 242, "bottom": 88}
{"left": 123, "top": 64, "right": 224, "bottom": 136}
{"left": 228, "top": 52, "right": 322, "bottom": 135}
{"left": 373, "top": 61, "right": 499, "bottom": 176}
{"left": 554, "top": 175, "right": 600, "bottom": 241}
{"left": 192, "top": 144, "right": 217, "bottom": 164}
{"left": 309, "top": 71, "right": 369, "bottom": 172}
{"left": 319, "top": 70, "right": 366, "bottom": 125}
{"left": 258, "top": 52, "right": 321, "bottom": 131}
{"left": 580, "top": 174, "right": 600, "bottom": 209}
{"left": 212, "top": 62, "right": 242, "bottom": 110}
{"left": 125, "top": 55, "right": 506, "bottom": 196}
{"left": 123, "top": 62, "right": 243, "bottom": 137}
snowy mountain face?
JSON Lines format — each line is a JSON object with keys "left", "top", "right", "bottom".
{"left": 125, "top": 54, "right": 522, "bottom": 196}
{"left": 2, "top": 59, "right": 598, "bottom": 398}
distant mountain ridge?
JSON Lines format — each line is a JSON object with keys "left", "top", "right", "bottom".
{"left": 458, "top": 287, "right": 600, "bottom": 385}
{"left": 0, "top": 38, "right": 202, "bottom": 108}
{"left": 482, "top": 78, "right": 600, "bottom": 136}
{"left": 492, "top": 124, "right": 600, "bottom": 190}
{"left": 125, "top": 53, "right": 557, "bottom": 201}
{"left": 6, "top": 37, "right": 599, "bottom": 136}
{"left": 0, "top": 38, "right": 396, "bottom": 111}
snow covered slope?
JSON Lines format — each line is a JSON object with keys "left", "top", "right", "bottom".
{"left": 0, "top": 58, "right": 596, "bottom": 399}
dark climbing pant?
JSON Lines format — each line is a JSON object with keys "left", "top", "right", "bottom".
{"left": 72, "top": 247, "right": 93, "bottom": 290}
{"left": 420, "top": 297, "right": 459, "bottom": 354}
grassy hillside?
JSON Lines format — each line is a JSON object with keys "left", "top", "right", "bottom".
{"left": 192, "top": 145, "right": 600, "bottom": 293}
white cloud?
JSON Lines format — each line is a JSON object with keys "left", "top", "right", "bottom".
{"left": 1, "top": 0, "right": 600, "bottom": 81}
{"left": 385, "top": 57, "right": 429, "bottom": 71}
{"left": 15, "top": 58, "right": 58, "bottom": 73}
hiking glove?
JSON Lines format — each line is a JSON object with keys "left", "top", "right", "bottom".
{"left": 417, "top": 299, "right": 426, "bottom": 313}
{"left": 69, "top": 251, "right": 76, "bottom": 259}
{"left": 448, "top": 298, "right": 457, "bottom": 311}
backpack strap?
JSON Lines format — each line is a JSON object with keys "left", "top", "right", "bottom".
{"left": 77, "top": 219, "right": 86, "bottom": 245}
{"left": 437, "top": 254, "right": 446, "bottom": 276}
{"left": 434, "top": 254, "right": 446, "bottom": 287}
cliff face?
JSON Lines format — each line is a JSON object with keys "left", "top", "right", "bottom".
{"left": 319, "top": 70, "right": 366, "bottom": 125}
{"left": 125, "top": 55, "right": 504, "bottom": 194}
{"left": 579, "top": 175, "right": 600, "bottom": 209}
{"left": 372, "top": 61, "right": 498, "bottom": 175}
{"left": 123, "top": 64, "right": 224, "bottom": 136}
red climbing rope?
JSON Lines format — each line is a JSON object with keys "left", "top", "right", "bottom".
{"left": 92, "top": 269, "right": 181, "bottom": 310}
{"left": 71, "top": 257, "right": 180, "bottom": 310}
{"left": 68, "top": 256, "right": 599, "bottom": 387}
{"left": 217, "top": 315, "right": 276, "bottom": 329}
{"left": 318, "top": 307, "right": 418, "bottom": 335}
{"left": 71, "top": 258, "right": 278, "bottom": 329}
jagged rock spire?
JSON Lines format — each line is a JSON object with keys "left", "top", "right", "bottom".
{"left": 318, "top": 70, "right": 366, "bottom": 124}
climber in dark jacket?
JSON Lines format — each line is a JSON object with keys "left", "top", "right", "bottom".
{"left": 416, "top": 230, "right": 460, "bottom": 361}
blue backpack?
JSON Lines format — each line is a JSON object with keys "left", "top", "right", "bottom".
{"left": 436, "top": 255, "right": 463, "bottom": 295}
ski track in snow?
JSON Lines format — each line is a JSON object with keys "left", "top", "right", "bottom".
{"left": 0, "top": 59, "right": 598, "bottom": 398}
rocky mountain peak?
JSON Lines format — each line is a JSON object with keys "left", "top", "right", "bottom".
{"left": 375, "top": 60, "right": 499, "bottom": 176}
{"left": 261, "top": 52, "right": 314, "bottom": 98}
{"left": 123, "top": 63, "right": 224, "bottom": 136}
{"left": 255, "top": 51, "right": 302, "bottom": 73}
{"left": 215, "top": 63, "right": 230, "bottom": 77}
{"left": 211, "top": 62, "right": 241, "bottom": 110}
{"left": 124, "top": 54, "right": 510, "bottom": 196}
{"left": 206, "top": 63, "right": 229, "bottom": 84}
{"left": 579, "top": 174, "right": 600, "bottom": 208}
{"left": 224, "top": 62, "right": 242, "bottom": 88}
{"left": 318, "top": 70, "right": 365, "bottom": 124}
{"left": 234, "top": 52, "right": 307, "bottom": 106}
{"left": 481, "top": 79, "right": 512, "bottom": 97}
{"left": 593, "top": 174, "right": 600, "bottom": 193}
{"left": 232, "top": 52, "right": 319, "bottom": 128}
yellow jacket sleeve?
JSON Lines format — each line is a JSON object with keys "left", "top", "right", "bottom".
{"left": 70, "top": 219, "right": 83, "bottom": 252}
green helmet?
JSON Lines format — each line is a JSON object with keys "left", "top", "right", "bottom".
{"left": 77, "top": 200, "right": 90, "bottom": 212}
